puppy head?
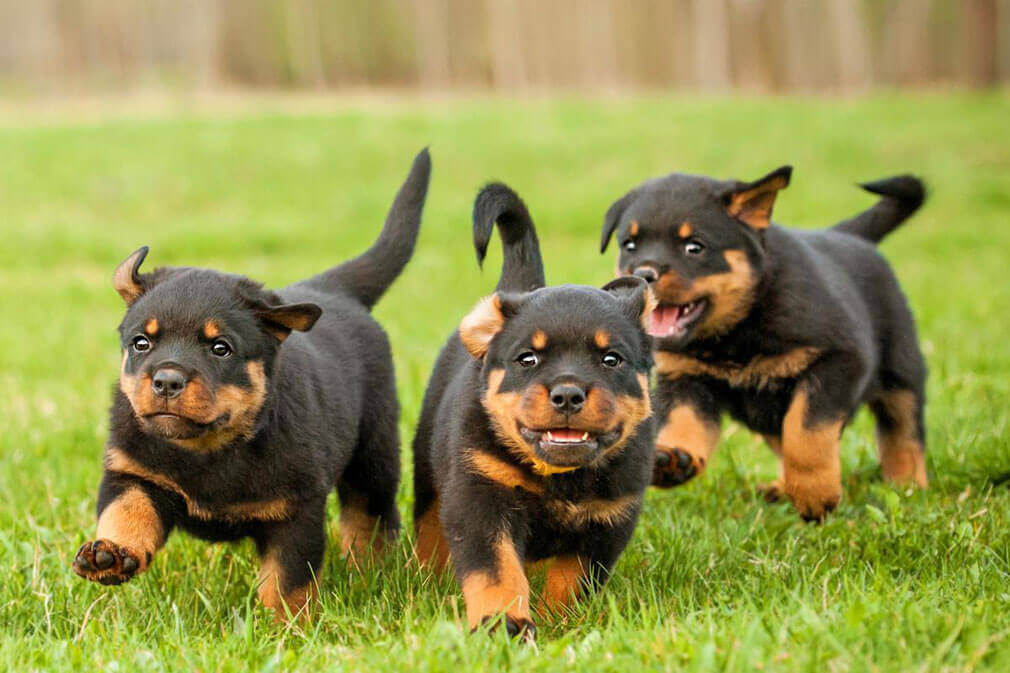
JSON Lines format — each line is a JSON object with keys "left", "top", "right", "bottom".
{"left": 459, "top": 279, "right": 655, "bottom": 474}
{"left": 601, "top": 166, "right": 791, "bottom": 347}
{"left": 113, "top": 247, "right": 320, "bottom": 451}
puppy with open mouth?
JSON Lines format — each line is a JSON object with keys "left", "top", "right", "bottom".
{"left": 602, "top": 167, "right": 928, "bottom": 520}
{"left": 411, "top": 184, "right": 656, "bottom": 641}
{"left": 72, "top": 149, "right": 431, "bottom": 620}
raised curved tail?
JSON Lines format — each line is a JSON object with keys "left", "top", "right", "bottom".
{"left": 832, "top": 175, "right": 925, "bottom": 244}
{"left": 308, "top": 148, "right": 431, "bottom": 309}
{"left": 472, "top": 183, "right": 545, "bottom": 293}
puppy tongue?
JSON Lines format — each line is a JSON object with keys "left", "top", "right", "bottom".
{"left": 649, "top": 305, "right": 681, "bottom": 337}
{"left": 548, "top": 428, "right": 585, "bottom": 441}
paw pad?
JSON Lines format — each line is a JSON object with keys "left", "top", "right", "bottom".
{"left": 73, "top": 540, "right": 142, "bottom": 585}
{"left": 652, "top": 448, "right": 701, "bottom": 488}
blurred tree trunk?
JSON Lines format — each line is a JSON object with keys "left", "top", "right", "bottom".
{"left": 827, "top": 0, "right": 872, "bottom": 91}
{"left": 691, "top": 0, "right": 732, "bottom": 90}
{"left": 411, "top": 0, "right": 451, "bottom": 88}
{"left": 963, "top": 0, "right": 999, "bottom": 86}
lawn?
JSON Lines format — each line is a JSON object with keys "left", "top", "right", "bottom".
{"left": 1, "top": 92, "right": 1009, "bottom": 672}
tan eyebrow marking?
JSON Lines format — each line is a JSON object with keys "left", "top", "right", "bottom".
{"left": 531, "top": 330, "right": 547, "bottom": 350}
{"left": 679, "top": 222, "right": 693, "bottom": 238}
{"left": 629, "top": 220, "right": 640, "bottom": 236}
{"left": 203, "top": 320, "right": 221, "bottom": 340}
{"left": 144, "top": 319, "right": 159, "bottom": 336}
{"left": 594, "top": 329, "right": 610, "bottom": 349}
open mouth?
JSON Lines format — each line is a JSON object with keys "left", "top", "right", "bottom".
{"left": 518, "top": 425, "right": 621, "bottom": 468}
{"left": 648, "top": 299, "right": 707, "bottom": 339}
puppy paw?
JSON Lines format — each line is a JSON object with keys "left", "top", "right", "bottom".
{"left": 652, "top": 448, "right": 704, "bottom": 488}
{"left": 73, "top": 539, "right": 144, "bottom": 585}
{"left": 756, "top": 479, "right": 784, "bottom": 503}
{"left": 784, "top": 481, "right": 840, "bottom": 522}
{"left": 478, "top": 615, "right": 536, "bottom": 643}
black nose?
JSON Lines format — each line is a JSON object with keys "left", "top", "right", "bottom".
{"left": 151, "top": 368, "right": 187, "bottom": 399}
{"left": 550, "top": 384, "right": 586, "bottom": 414}
{"left": 632, "top": 266, "right": 659, "bottom": 283}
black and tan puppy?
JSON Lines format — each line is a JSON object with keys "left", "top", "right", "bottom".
{"left": 72, "top": 149, "right": 431, "bottom": 620}
{"left": 412, "top": 185, "right": 656, "bottom": 640}
{"left": 601, "top": 168, "right": 927, "bottom": 520}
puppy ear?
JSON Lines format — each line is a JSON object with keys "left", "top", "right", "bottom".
{"left": 602, "top": 276, "right": 657, "bottom": 331}
{"left": 459, "top": 293, "right": 524, "bottom": 359}
{"left": 113, "top": 246, "right": 150, "bottom": 305}
{"left": 723, "top": 166, "right": 792, "bottom": 230}
{"left": 601, "top": 189, "right": 639, "bottom": 253}
{"left": 256, "top": 303, "right": 322, "bottom": 343}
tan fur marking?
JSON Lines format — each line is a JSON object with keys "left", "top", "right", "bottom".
{"left": 655, "top": 404, "right": 721, "bottom": 469}
{"left": 121, "top": 360, "right": 268, "bottom": 453}
{"left": 113, "top": 248, "right": 146, "bottom": 305}
{"left": 459, "top": 294, "right": 505, "bottom": 359}
{"left": 466, "top": 450, "right": 544, "bottom": 495}
{"left": 875, "top": 390, "right": 928, "bottom": 487}
{"left": 461, "top": 534, "right": 531, "bottom": 629}
{"left": 781, "top": 386, "right": 844, "bottom": 519}
{"left": 628, "top": 220, "right": 639, "bottom": 237}
{"left": 726, "top": 174, "right": 789, "bottom": 230}
{"left": 104, "top": 446, "right": 293, "bottom": 522}
{"left": 144, "top": 318, "right": 159, "bottom": 336}
{"left": 678, "top": 222, "right": 693, "bottom": 238}
{"left": 257, "top": 553, "right": 314, "bottom": 622}
{"left": 640, "top": 286, "right": 658, "bottom": 330}
{"left": 594, "top": 330, "right": 610, "bottom": 349}
{"left": 339, "top": 499, "right": 386, "bottom": 559}
{"left": 545, "top": 494, "right": 639, "bottom": 529}
{"left": 531, "top": 330, "right": 548, "bottom": 351}
{"left": 655, "top": 347, "right": 821, "bottom": 389}
{"left": 542, "top": 555, "right": 586, "bottom": 611}
{"left": 95, "top": 487, "right": 164, "bottom": 571}
{"left": 203, "top": 320, "right": 220, "bottom": 340}
{"left": 414, "top": 499, "right": 450, "bottom": 570}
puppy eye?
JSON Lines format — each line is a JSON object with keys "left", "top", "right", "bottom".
{"left": 516, "top": 352, "right": 539, "bottom": 368}
{"left": 684, "top": 240, "right": 705, "bottom": 255}
{"left": 210, "top": 339, "right": 233, "bottom": 358}
{"left": 131, "top": 335, "right": 151, "bottom": 353}
{"left": 602, "top": 351, "right": 623, "bottom": 368}
{"left": 624, "top": 240, "right": 637, "bottom": 252}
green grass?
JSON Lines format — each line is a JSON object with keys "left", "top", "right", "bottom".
{"left": 1, "top": 92, "right": 1009, "bottom": 672}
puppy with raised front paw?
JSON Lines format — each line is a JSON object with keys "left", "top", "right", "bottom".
{"left": 73, "top": 149, "right": 431, "bottom": 619}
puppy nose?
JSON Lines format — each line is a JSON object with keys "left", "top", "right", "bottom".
{"left": 151, "top": 368, "right": 187, "bottom": 399}
{"left": 550, "top": 384, "right": 586, "bottom": 414}
{"left": 632, "top": 266, "right": 659, "bottom": 283}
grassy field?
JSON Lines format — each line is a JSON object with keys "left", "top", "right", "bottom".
{"left": 1, "top": 92, "right": 1009, "bottom": 672}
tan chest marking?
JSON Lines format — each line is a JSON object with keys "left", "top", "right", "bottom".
{"left": 655, "top": 347, "right": 821, "bottom": 389}
{"left": 545, "top": 494, "right": 639, "bottom": 529}
{"left": 104, "top": 446, "right": 294, "bottom": 522}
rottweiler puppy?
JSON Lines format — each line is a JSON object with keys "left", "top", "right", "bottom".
{"left": 72, "top": 149, "right": 431, "bottom": 620}
{"left": 412, "top": 184, "right": 656, "bottom": 640}
{"left": 601, "top": 168, "right": 927, "bottom": 520}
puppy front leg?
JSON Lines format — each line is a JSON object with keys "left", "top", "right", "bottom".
{"left": 652, "top": 376, "right": 721, "bottom": 487}
{"left": 254, "top": 500, "right": 326, "bottom": 622}
{"left": 457, "top": 530, "right": 533, "bottom": 640}
{"left": 781, "top": 380, "right": 849, "bottom": 521}
{"left": 73, "top": 472, "right": 176, "bottom": 585}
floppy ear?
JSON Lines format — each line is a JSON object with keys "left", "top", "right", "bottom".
{"left": 601, "top": 189, "right": 639, "bottom": 253}
{"left": 458, "top": 293, "right": 525, "bottom": 359}
{"left": 723, "top": 166, "right": 792, "bottom": 231}
{"left": 602, "top": 276, "right": 657, "bottom": 331}
{"left": 113, "top": 246, "right": 150, "bottom": 305}
{"left": 256, "top": 303, "right": 322, "bottom": 343}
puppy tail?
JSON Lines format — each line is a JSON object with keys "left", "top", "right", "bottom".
{"left": 309, "top": 148, "right": 431, "bottom": 309}
{"left": 473, "top": 183, "right": 546, "bottom": 293}
{"left": 831, "top": 175, "right": 926, "bottom": 244}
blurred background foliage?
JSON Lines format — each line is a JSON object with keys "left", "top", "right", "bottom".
{"left": 0, "top": 0, "right": 1008, "bottom": 96}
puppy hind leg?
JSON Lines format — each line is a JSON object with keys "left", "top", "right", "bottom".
{"left": 871, "top": 390, "right": 928, "bottom": 488}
